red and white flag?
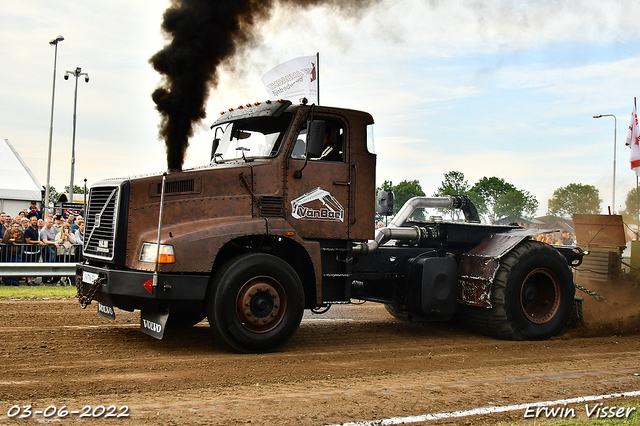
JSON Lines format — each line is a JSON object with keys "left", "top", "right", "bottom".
{"left": 262, "top": 55, "right": 318, "bottom": 104}
{"left": 626, "top": 104, "right": 640, "bottom": 175}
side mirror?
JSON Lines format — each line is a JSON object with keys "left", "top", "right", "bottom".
{"left": 210, "top": 138, "right": 220, "bottom": 162}
{"left": 306, "top": 120, "right": 325, "bottom": 158}
{"left": 377, "top": 190, "right": 394, "bottom": 216}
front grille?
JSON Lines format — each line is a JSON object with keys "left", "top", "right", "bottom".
{"left": 259, "top": 196, "right": 284, "bottom": 217}
{"left": 83, "top": 185, "right": 120, "bottom": 260}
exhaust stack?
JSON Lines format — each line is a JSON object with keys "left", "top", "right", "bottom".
{"left": 353, "top": 195, "right": 480, "bottom": 254}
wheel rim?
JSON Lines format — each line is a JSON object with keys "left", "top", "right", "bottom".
{"left": 235, "top": 276, "right": 287, "bottom": 333}
{"left": 519, "top": 268, "right": 561, "bottom": 324}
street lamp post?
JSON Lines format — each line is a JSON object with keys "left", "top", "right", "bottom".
{"left": 64, "top": 67, "right": 90, "bottom": 203}
{"left": 593, "top": 114, "right": 617, "bottom": 213}
{"left": 45, "top": 35, "right": 64, "bottom": 217}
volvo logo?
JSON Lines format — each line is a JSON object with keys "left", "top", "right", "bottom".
{"left": 98, "top": 304, "right": 114, "bottom": 316}
{"left": 142, "top": 319, "right": 162, "bottom": 334}
{"left": 95, "top": 212, "right": 101, "bottom": 228}
{"left": 97, "top": 239, "right": 109, "bottom": 253}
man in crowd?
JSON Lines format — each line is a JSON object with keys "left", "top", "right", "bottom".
{"left": 40, "top": 217, "right": 59, "bottom": 285}
{"left": 0, "top": 212, "right": 7, "bottom": 241}
{"left": 561, "top": 230, "right": 574, "bottom": 245}
{"left": 68, "top": 213, "right": 79, "bottom": 234}
{"left": 0, "top": 213, "right": 8, "bottom": 266}
{"left": 27, "top": 201, "right": 41, "bottom": 220}
{"left": 0, "top": 212, "right": 6, "bottom": 271}
{"left": 3, "top": 221, "right": 26, "bottom": 286}
{"left": 24, "top": 216, "right": 44, "bottom": 286}
{"left": 74, "top": 218, "right": 84, "bottom": 245}
{"left": 52, "top": 214, "right": 63, "bottom": 237}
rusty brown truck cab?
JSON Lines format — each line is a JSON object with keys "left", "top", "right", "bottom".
{"left": 77, "top": 99, "right": 584, "bottom": 353}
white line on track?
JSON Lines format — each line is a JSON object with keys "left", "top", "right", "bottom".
{"left": 1, "top": 323, "right": 139, "bottom": 332}
{"left": 321, "top": 390, "right": 640, "bottom": 426}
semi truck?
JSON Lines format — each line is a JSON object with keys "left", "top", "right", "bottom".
{"left": 76, "top": 99, "right": 584, "bottom": 353}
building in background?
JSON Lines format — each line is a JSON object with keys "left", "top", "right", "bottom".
{"left": 0, "top": 138, "right": 42, "bottom": 216}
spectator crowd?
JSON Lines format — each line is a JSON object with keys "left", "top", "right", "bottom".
{"left": 537, "top": 230, "right": 576, "bottom": 246}
{"left": 1, "top": 201, "right": 84, "bottom": 286}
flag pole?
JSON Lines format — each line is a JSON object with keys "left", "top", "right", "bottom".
{"left": 633, "top": 96, "right": 640, "bottom": 230}
{"left": 316, "top": 52, "right": 320, "bottom": 105}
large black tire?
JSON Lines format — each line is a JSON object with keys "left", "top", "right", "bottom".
{"left": 465, "top": 240, "right": 575, "bottom": 340}
{"left": 384, "top": 303, "right": 410, "bottom": 321}
{"left": 207, "top": 253, "right": 305, "bottom": 353}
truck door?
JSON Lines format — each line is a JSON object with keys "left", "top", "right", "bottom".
{"left": 286, "top": 116, "right": 350, "bottom": 240}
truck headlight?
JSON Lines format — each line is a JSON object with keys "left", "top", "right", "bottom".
{"left": 139, "top": 243, "right": 175, "bottom": 264}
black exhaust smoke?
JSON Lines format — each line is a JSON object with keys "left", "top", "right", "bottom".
{"left": 150, "top": 0, "right": 379, "bottom": 171}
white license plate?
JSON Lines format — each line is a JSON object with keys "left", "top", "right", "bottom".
{"left": 82, "top": 271, "right": 99, "bottom": 284}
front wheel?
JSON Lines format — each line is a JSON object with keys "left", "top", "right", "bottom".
{"left": 207, "top": 253, "right": 305, "bottom": 353}
{"left": 465, "top": 240, "right": 575, "bottom": 340}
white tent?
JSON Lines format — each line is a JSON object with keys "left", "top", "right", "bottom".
{"left": 0, "top": 138, "right": 42, "bottom": 216}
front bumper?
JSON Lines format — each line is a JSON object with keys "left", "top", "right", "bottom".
{"left": 76, "top": 264, "right": 210, "bottom": 313}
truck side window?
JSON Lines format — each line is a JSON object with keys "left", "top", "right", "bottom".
{"left": 291, "top": 128, "right": 307, "bottom": 159}
{"left": 291, "top": 119, "right": 346, "bottom": 162}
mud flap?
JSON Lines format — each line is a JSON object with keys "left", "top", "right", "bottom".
{"left": 97, "top": 302, "right": 116, "bottom": 320}
{"left": 140, "top": 309, "right": 169, "bottom": 340}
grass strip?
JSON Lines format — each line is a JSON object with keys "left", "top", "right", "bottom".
{"left": 0, "top": 285, "right": 76, "bottom": 299}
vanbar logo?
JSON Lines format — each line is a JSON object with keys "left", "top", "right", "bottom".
{"left": 291, "top": 187, "right": 344, "bottom": 222}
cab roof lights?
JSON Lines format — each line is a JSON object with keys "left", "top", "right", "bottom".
{"left": 220, "top": 99, "right": 285, "bottom": 115}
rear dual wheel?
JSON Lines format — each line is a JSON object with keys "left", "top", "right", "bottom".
{"left": 465, "top": 240, "right": 575, "bottom": 340}
{"left": 207, "top": 253, "right": 305, "bottom": 353}
{"left": 384, "top": 303, "right": 410, "bottom": 321}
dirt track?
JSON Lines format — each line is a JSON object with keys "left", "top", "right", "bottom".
{"left": 1, "top": 278, "right": 640, "bottom": 425}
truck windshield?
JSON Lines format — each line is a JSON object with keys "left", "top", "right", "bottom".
{"left": 212, "top": 113, "right": 292, "bottom": 162}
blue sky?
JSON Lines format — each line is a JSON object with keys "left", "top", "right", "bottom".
{"left": 2, "top": 0, "right": 640, "bottom": 217}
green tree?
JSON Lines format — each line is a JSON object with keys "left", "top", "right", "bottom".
{"left": 468, "top": 177, "right": 515, "bottom": 223}
{"left": 375, "top": 179, "right": 426, "bottom": 220}
{"left": 467, "top": 177, "right": 538, "bottom": 223}
{"left": 433, "top": 171, "right": 471, "bottom": 220}
{"left": 43, "top": 185, "right": 60, "bottom": 207}
{"left": 623, "top": 186, "right": 640, "bottom": 222}
{"left": 377, "top": 180, "right": 394, "bottom": 192}
{"left": 64, "top": 184, "right": 89, "bottom": 195}
{"left": 393, "top": 179, "right": 426, "bottom": 220}
{"left": 547, "top": 183, "right": 601, "bottom": 218}
{"left": 494, "top": 189, "right": 539, "bottom": 220}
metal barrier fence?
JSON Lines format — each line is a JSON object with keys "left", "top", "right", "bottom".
{"left": 0, "top": 243, "right": 81, "bottom": 278}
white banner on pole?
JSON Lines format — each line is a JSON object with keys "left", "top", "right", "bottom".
{"left": 262, "top": 55, "right": 318, "bottom": 104}
{"left": 626, "top": 103, "right": 640, "bottom": 176}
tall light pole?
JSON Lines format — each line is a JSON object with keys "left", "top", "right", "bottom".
{"left": 593, "top": 114, "right": 617, "bottom": 213}
{"left": 45, "top": 35, "right": 64, "bottom": 217}
{"left": 64, "top": 67, "right": 90, "bottom": 203}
